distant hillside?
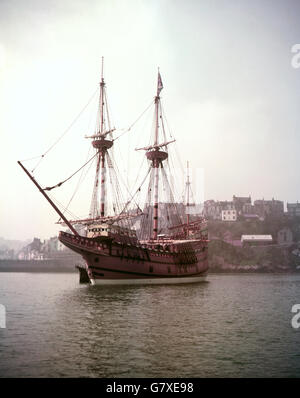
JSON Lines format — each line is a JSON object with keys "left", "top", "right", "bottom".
{"left": 208, "top": 217, "right": 300, "bottom": 241}
{"left": 207, "top": 217, "right": 300, "bottom": 272}
{"left": 208, "top": 239, "right": 300, "bottom": 272}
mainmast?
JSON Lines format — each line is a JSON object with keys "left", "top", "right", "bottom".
{"left": 88, "top": 57, "right": 113, "bottom": 219}
{"left": 145, "top": 71, "right": 167, "bottom": 240}
{"left": 135, "top": 70, "right": 175, "bottom": 240}
{"left": 152, "top": 71, "right": 163, "bottom": 240}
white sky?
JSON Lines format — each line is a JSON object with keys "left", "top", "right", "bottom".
{"left": 1, "top": 0, "right": 300, "bottom": 240}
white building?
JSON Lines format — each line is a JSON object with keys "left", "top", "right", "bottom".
{"left": 241, "top": 235, "right": 273, "bottom": 246}
{"left": 221, "top": 209, "right": 237, "bottom": 221}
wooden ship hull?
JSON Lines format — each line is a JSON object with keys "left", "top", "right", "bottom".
{"left": 59, "top": 231, "right": 208, "bottom": 285}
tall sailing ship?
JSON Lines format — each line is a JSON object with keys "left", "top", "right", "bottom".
{"left": 19, "top": 61, "right": 209, "bottom": 285}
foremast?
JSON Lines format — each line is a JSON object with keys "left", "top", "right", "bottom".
{"left": 88, "top": 58, "right": 114, "bottom": 219}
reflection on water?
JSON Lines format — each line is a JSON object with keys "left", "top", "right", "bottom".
{"left": 0, "top": 273, "right": 300, "bottom": 377}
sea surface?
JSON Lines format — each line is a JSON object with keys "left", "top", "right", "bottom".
{"left": 0, "top": 272, "right": 299, "bottom": 377}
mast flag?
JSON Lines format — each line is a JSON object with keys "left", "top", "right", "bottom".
{"left": 157, "top": 72, "right": 163, "bottom": 96}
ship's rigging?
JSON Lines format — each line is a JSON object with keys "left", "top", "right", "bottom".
{"left": 18, "top": 60, "right": 209, "bottom": 285}
{"left": 18, "top": 60, "right": 201, "bottom": 242}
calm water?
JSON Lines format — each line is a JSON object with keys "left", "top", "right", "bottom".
{"left": 0, "top": 272, "right": 299, "bottom": 377}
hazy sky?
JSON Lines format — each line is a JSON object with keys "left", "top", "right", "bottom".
{"left": 1, "top": 0, "right": 300, "bottom": 240}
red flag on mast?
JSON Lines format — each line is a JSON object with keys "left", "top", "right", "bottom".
{"left": 157, "top": 72, "right": 163, "bottom": 95}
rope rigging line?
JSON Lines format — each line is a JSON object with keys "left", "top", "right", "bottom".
{"left": 57, "top": 146, "right": 94, "bottom": 222}
{"left": 140, "top": 166, "right": 155, "bottom": 239}
{"left": 106, "top": 153, "right": 123, "bottom": 217}
{"left": 28, "top": 88, "right": 99, "bottom": 173}
{"left": 43, "top": 150, "right": 99, "bottom": 192}
{"left": 19, "top": 154, "right": 46, "bottom": 163}
{"left": 106, "top": 152, "right": 147, "bottom": 220}
{"left": 129, "top": 153, "right": 146, "bottom": 196}
{"left": 159, "top": 101, "right": 168, "bottom": 144}
{"left": 104, "top": 88, "right": 113, "bottom": 135}
{"left": 106, "top": 152, "right": 137, "bottom": 232}
{"left": 112, "top": 99, "right": 154, "bottom": 142}
{"left": 47, "top": 192, "right": 79, "bottom": 221}
{"left": 119, "top": 165, "right": 152, "bottom": 216}
{"left": 161, "top": 103, "right": 184, "bottom": 178}
{"left": 89, "top": 153, "right": 101, "bottom": 218}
